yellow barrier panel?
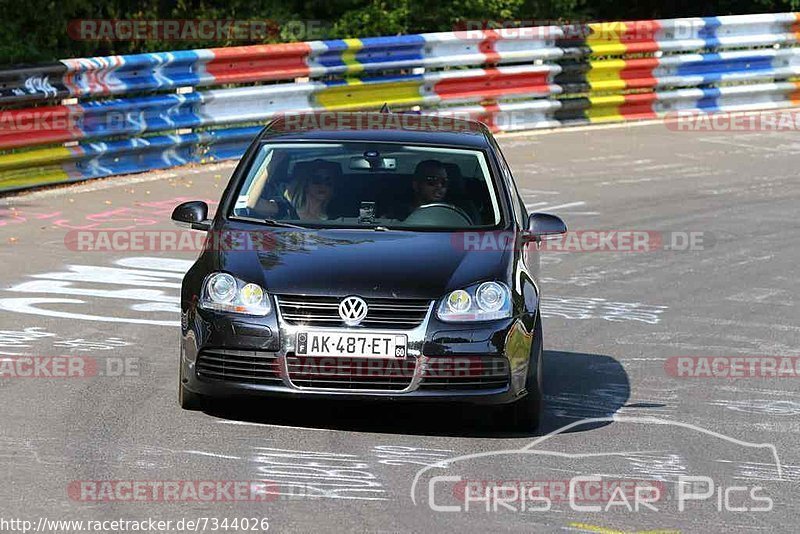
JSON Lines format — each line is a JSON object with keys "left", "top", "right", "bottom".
{"left": 587, "top": 94, "right": 626, "bottom": 123}
{"left": 587, "top": 59, "right": 628, "bottom": 92}
{"left": 0, "top": 146, "right": 73, "bottom": 172}
{"left": 0, "top": 165, "right": 71, "bottom": 191}
{"left": 587, "top": 22, "right": 628, "bottom": 56}
{"left": 316, "top": 80, "right": 424, "bottom": 110}
{"left": 340, "top": 39, "right": 365, "bottom": 75}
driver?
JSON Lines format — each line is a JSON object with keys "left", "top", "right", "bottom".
{"left": 386, "top": 159, "right": 449, "bottom": 220}
{"left": 412, "top": 159, "right": 449, "bottom": 206}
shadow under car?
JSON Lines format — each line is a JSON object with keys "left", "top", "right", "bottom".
{"left": 200, "top": 350, "right": 633, "bottom": 438}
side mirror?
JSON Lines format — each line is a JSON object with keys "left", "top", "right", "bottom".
{"left": 171, "top": 201, "right": 211, "bottom": 231}
{"left": 525, "top": 212, "right": 567, "bottom": 242}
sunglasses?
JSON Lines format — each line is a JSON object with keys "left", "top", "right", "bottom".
{"left": 423, "top": 176, "right": 448, "bottom": 186}
{"left": 310, "top": 174, "right": 334, "bottom": 185}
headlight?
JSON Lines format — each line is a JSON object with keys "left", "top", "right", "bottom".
{"left": 437, "top": 281, "right": 511, "bottom": 322}
{"left": 207, "top": 273, "right": 236, "bottom": 303}
{"left": 476, "top": 282, "right": 506, "bottom": 312}
{"left": 200, "top": 273, "right": 271, "bottom": 316}
{"left": 446, "top": 290, "right": 471, "bottom": 313}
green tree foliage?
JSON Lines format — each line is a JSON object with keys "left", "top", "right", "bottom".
{"left": 2, "top": 0, "right": 800, "bottom": 65}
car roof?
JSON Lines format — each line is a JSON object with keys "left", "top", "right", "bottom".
{"left": 258, "top": 112, "right": 494, "bottom": 149}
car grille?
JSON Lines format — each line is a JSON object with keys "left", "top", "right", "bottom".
{"left": 418, "top": 356, "right": 509, "bottom": 390}
{"left": 286, "top": 354, "right": 416, "bottom": 390}
{"left": 276, "top": 295, "right": 431, "bottom": 329}
{"left": 196, "top": 348, "right": 281, "bottom": 385}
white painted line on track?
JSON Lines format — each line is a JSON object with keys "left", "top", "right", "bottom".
{"left": 537, "top": 201, "right": 586, "bottom": 211}
{"left": 181, "top": 450, "right": 242, "bottom": 460}
{"left": 696, "top": 137, "right": 787, "bottom": 153}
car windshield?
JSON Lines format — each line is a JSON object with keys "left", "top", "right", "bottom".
{"left": 230, "top": 142, "right": 503, "bottom": 230}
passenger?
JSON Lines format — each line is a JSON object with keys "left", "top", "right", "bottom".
{"left": 254, "top": 159, "right": 338, "bottom": 220}
{"left": 287, "top": 159, "right": 338, "bottom": 220}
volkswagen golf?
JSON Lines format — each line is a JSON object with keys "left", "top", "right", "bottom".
{"left": 172, "top": 112, "right": 567, "bottom": 430}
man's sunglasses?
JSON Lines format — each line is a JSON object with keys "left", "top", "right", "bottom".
{"left": 424, "top": 176, "right": 448, "bottom": 186}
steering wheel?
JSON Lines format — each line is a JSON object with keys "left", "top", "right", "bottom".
{"left": 256, "top": 196, "right": 299, "bottom": 220}
{"left": 406, "top": 203, "right": 472, "bottom": 225}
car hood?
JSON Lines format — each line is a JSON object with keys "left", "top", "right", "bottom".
{"left": 216, "top": 227, "right": 512, "bottom": 299}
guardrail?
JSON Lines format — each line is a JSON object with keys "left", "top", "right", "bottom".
{"left": 2, "top": 12, "right": 800, "bottom": 193}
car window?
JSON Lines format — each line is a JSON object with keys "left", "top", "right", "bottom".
{"left": 230, "top": 142, "right": 503, "bottom": 230}
{"left": 490, "top": 137, "right": 526, "bottom": 226}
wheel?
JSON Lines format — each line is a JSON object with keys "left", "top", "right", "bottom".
{"left": 248, "top": 196, "right": 299, "bottom": 220}
{"left": 178, "top": 360, "right": 204, "bottom": 411}
{"left": 265, "top": 196, "right": 299, "bottom": 220}
{"left": 498, "top": 314, "right": 543, "bottom": 432}
{"left": 405, "top": 203, "right": 473, "bottom": 225}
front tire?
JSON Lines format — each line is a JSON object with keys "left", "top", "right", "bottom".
{"left": 498, "top": 314, "right": 543, "bottom": 432}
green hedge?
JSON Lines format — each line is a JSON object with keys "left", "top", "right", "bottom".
{"left": 3, "top": 0, "right": 800, "bottom": 65}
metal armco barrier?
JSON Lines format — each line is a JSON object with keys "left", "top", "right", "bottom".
{"left": 2, "top": 12, "right": 800, "bottom": 193}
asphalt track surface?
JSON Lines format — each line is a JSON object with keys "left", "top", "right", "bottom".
{"left": 1, "top": 121, "right": 799, "bottom": 533}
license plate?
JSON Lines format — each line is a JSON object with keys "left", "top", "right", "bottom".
{"left": 296, "top": 332, "right": 407, "bottom": 358}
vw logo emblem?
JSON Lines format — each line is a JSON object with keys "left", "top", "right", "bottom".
{"left": 339, "top": 296, "right": 368, "bottom": 326}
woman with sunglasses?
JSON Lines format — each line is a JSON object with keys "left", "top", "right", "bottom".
{"left": 286, "top": 159, "right": 338, "bottom": 221}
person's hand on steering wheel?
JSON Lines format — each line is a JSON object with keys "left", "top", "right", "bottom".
{"left": 254, "top": 196, "right": 299, "bottom": 219}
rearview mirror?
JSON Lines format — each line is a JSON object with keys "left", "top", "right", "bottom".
{"left": 349, "top": 156, "right": 396, "bottom": 171}
{"left": 526, "top": 212, "right": 567, "bottom": 241}
{"left": 172, "top": 201, "right": 211, "bottom": 231}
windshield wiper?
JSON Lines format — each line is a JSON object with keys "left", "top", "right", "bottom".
{"left": 263, "top": 219, "right": 308, "bottom": 230}
{"left": 234, "top": 215, "right": 307, "bottom": 230}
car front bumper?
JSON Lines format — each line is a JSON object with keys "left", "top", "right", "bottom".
{"left": 180, "top": 301, "right": 538, "bottom": 406}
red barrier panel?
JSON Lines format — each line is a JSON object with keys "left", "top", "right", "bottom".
{"left": 621, "top": 20, "right": 662, "bottom": 54}
{"left": 620, "top": 58, "right": 660, "bottom": 89}
{"left": 433, "top": 68, "right": 554, "bottom": 101}
{"left": 0, "top": 106, "right": 83, "bottom": 150}
{"left": 619, "top": 93, "right": 658, "bottom": 119}
{"left": 205, "top": 42, "right": 313, "bottom": 84}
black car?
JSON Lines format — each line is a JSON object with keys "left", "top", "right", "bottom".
{"left": 172, "top": 112, "right": 566, "bottom": 430}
